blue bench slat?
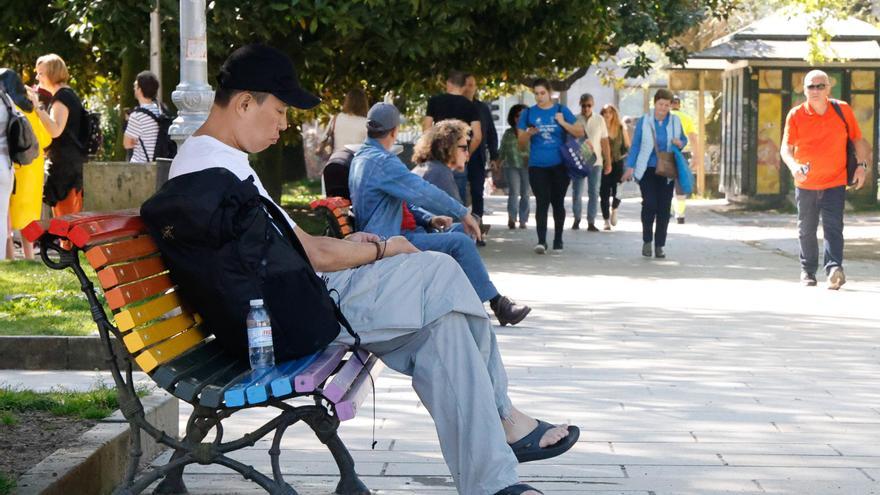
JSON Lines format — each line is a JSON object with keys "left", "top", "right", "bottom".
{"left": 223, "top": 367, "right": 277, "bottom": 408}
{"left": 242, "top": 353, "right": 321, "bottom": 405}
{"left": 198, "top": 363, "right": 253, "bottom": 408}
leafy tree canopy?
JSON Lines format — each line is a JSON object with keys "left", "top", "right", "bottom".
{"left": 2, "top": 0, "right": 735, "bottom": 112}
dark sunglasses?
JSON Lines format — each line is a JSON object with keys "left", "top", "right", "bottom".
{"left": 806, "top": 83, "right": 827, "bottom": 90}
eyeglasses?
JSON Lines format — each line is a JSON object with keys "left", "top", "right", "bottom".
{"left": 806, "top": 83, "right": 827, "bottom": 90}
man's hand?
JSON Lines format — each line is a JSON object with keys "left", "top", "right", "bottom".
{"left": 430, "top": 215, "right": 453, "bottom": 232}
{"left": 461, "top": 214, "right": 483, "bottom": 242}
{"left": 621, "top": 167, "right": 634, "bottom": 182}
{"left": 672, "top": 138, "right": 683, "bottom": 148}
{"left": 603, "top": 165, "right": 612, "bottom": 175}
{"left": 383, "top": 236, "right": 420, "bottom": 258}
{"left": 526, "top": 126, "right": 539, "bottom": 136}
{"left": 555, "top": 112, "right": 566, "bottom": 125}
{"left": 792, "top": 165, "right": 807, "bottom": 185}
{"left": 852, "top": 165, "right": 867, "bottom": 190}
{"left": 346, "top": 232, "right": 380, "bottom": 243}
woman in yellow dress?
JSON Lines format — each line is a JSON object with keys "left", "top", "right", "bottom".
{"left": 1, "top": 68, "right": 51, "bottom": 260}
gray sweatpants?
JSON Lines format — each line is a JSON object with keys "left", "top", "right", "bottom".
{"left": 325, "top": 251, "right": 519, "bottom": 495}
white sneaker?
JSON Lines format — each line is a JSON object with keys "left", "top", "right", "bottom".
{"left": 534, "top": 243, "right": 547, "bottom": 255}
{"left": 610, "top": 208, "right": 618, "bottom": 226}
{"left": 827, "top": 266, "right": 846, "bottom": 290}
{"left": 604, "top": 219, "right": 611, "bottom": 231}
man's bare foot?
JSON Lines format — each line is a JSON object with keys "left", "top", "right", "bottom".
{"left": 502, "top": 407, "right": 570, "bottom": 448}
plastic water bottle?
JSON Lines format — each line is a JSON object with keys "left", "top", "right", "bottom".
{"left": 246, "top": 299, "right": 275, "bottom": 369}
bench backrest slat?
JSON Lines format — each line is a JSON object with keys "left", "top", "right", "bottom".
{"left": 97, "top": 256, "right": 167, "bottom": 289}
{"left": 86, "top": 236, "right": 159, "bottom": 270}
{"left": 69, "top": 214, "right": 146, "bottom": 248}
{"left": 114, "top": 292, "right": 184, "bottom": 332}
{"left": 135, "top": 326, "right": 208, "bottom": 373}
{"left": 122, "top": 312, "right": 199, "bottom": 353}
{"left": 105, "top": 274, "right": 174, "bottom": 310}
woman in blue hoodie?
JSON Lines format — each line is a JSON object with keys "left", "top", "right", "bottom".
{"left": 621, "top": 89, "right": 687, "bottom": 259}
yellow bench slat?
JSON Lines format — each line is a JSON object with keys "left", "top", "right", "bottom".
{"left": 122, "top": 313, "right": 198, "bottom": 353}
{"left": 135, "top": 326, "right": 208, "bottom": 373}
{"left": 114, "top": 292, "right": 183, "bottom": 332}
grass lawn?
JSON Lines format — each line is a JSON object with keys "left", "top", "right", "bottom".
{"left": 280, "top": 178, "right": 329, "bottom": 236}
{"left": 0, "top": 257, "right": 97, "bottom": 336}
{"left": 0, "top": 383, "right": 128, "bottom": 421}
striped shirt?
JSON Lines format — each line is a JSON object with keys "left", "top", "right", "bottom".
{"left": 126, "top": 103, "right": 162, "bottom": 163}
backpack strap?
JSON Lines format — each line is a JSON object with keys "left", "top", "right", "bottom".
{"left": 829, "top": 100, "right": 851, "bottom": 138}
{"left": 138, "top": 137, "right": 152, "bottom": 162}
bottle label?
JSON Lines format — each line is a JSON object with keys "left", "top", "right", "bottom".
{"left": 248, "top": 325, "right": 273, "bottom": 348}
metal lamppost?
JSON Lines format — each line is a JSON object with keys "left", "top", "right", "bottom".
{"left": 168, "top": 0, "right": 214, "bottom": 145}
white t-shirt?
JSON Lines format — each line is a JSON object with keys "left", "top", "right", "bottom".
{"left": 126, "top": 103, "right": 162, "bottom": 163}
{"left": 331, "top": 112, "right": 368, "bottom": 152}
{"left": 169, "top": 135, "right": 297, "bottom": 228}
{"left": 576, "top": 112, "right": 609, "bottom": 167}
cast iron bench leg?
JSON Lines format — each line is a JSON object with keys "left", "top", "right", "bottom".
{"left": 304, "top": 411, "right": 369, "bottom": 495}
{"left": 154, "top": 407, "right": 218, "bottom": 494}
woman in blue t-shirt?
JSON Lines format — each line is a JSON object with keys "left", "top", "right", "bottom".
{"left": 517, "top": 79, "right": 581, "bottom": 253}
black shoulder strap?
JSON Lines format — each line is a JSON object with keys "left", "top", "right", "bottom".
{"left": 829, "top": 101, "right": 851, "bottom": 138}
{"left": 132, "top": 106, "right": 161, "bottom": 123}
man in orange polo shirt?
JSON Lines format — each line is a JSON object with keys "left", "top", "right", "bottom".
{"left": 781, "top": 70, "right": 870, "bottom": 289}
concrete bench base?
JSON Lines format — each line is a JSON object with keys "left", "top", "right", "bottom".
{"left": 14, "top": 389, "right": 178, "bottom": 495}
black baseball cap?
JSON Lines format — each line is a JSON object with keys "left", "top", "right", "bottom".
{"left": 217, "top": 44, "right": 320, "bottom": 110}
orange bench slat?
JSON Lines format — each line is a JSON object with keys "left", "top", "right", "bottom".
{"left": 104, "top": 274, "right": 174, "bottom": 310}
{"left": 85, "top": 236, "right": 159, "bottom": 270}
{"left": 97, "top": 256, "right": 167, "bottom": 290}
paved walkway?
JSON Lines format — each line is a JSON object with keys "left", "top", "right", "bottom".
{"left": 3, "top": 196, "right": 880, "bottom": 494}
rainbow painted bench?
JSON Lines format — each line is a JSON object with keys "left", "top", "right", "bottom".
{"left": 24, "top": 211, "right": 381, "bottom": 495}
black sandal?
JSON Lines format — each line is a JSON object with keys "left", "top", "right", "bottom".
{"left": 508, "top": 420, "right": 580, "bottom": 463}
{"left": 494, "top": 483, "right": 543, "bottom": 495}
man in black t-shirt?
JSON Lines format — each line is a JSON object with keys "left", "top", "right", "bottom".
{"left": 422, "top": 70, "right": 483, "bottom": 205}
{"left": 463, "top": 74, "right": 498, "bottom": 221}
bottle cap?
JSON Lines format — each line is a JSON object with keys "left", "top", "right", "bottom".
{"left": 249, "top": 299, "right": 264, "bottom": 307}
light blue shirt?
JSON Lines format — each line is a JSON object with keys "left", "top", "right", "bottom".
{"left": 349, "top": 139, "right": 469, "bottom": 239}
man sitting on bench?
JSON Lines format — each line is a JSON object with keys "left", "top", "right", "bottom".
{"left": 349, "top": 104, "right": 532, "bottom": 327}
{"left": 166, "top": 44, "right": 579, "bottom": 495}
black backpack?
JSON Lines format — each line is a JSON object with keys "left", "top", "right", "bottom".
{"left": 75, "top": 108, "right": 103, "bottom": 156}
{"left": 323, "top": 148, "right": 355, "bottom": 199}
{"left": 141, "top": 167, "right": 357, "bottom": 361}
{"left": 1, "top": 90, "right": 39, "bottom": 165}
{"left": 131, "top": 105, "right": 178, "bottom": 161}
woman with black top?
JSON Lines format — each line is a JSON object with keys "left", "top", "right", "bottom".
{"left": 26, "top": 53, "right": 86, "bottom": 217}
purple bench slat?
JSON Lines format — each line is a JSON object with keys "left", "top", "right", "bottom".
{"left": 292, "top": 345, "right": 348, "bottom": 393}
{"left": 324, "top": 349, "right": 370, "bottom": 403}
{"left": 335, "top": 355, "right": 384, "bottom": 422}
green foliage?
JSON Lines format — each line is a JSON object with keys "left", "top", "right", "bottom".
{"left": 0, "top": 411, "right": 17, "bottom": 426}
{"left": 0, "top": 259, "right": 98, "bottom": 336}
{"left": 0, "top": 382, "right": 127, "bottom": 420}
{"left": 0, "top": 472, "right": 14, "bottom": 495}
